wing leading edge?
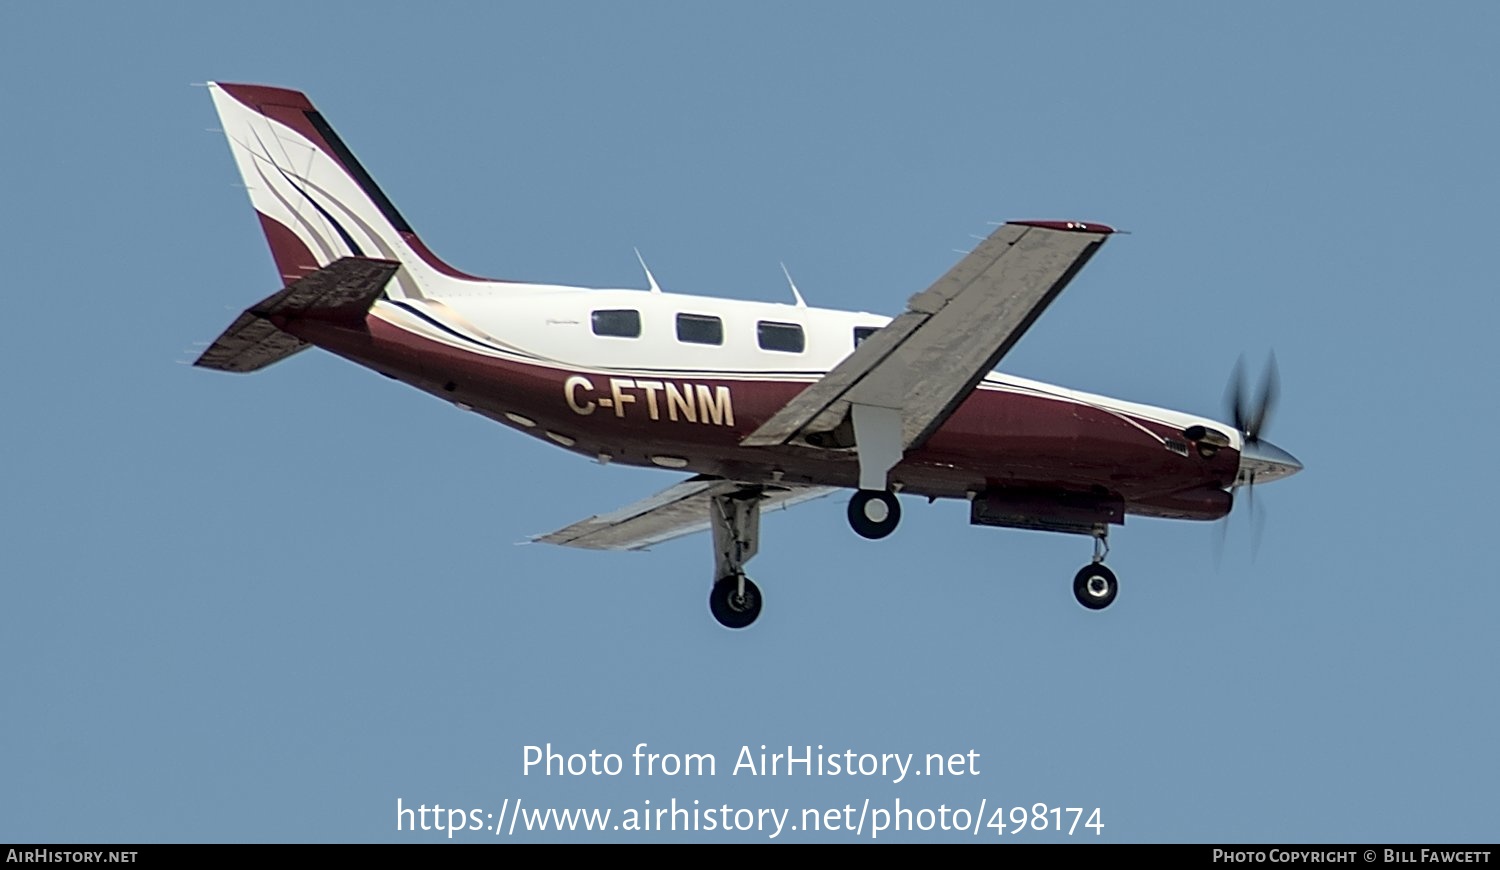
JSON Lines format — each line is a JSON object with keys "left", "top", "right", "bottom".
{"left": 742, "top": 221, "right": 1115, "bottom": 454}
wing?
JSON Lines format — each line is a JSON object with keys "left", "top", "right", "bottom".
{"left": 534, "top": 475, "right": 834, "bottom": 551}
{"left": 742, "top": 220, "right": 1115, "bottom": 451}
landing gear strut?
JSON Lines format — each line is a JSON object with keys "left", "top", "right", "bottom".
{"left": 848, "top": 489, "right": 901, "bottom": 539}
{"left": 708, "top": 490, "right": 765, "bottom": 629}
{"left": 1073, "top": 527, "right": 1119, "bottom": 610}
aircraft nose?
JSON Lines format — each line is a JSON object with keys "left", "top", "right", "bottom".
{"left": 1237, "top": 438, "right": 1303, "bottom": 485}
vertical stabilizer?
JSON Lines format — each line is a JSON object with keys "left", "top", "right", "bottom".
{"left": 207, "top": 82, "right": 486, "bottom": 299}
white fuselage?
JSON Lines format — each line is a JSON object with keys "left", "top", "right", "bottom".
{"left": 371, "top": 282, "right": 1244, "bottom": 450}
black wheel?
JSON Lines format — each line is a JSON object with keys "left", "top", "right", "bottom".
{"left": 1073, "top": 563, "right": 1119, "bottom": 610}
{"left": 710, "top": 574, "right": 762, "bottom": 629}
{"left": 848, "top": 489, "right": 901, "bottom": 539}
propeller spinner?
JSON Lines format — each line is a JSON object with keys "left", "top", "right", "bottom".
{"left": 1217, "top": 354, "right": 1302, "bottom": 559}
{"left": 1226, "top": 353, "right": 1302, "bottom": 488}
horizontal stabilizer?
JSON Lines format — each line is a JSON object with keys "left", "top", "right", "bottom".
{"left": 195, "top": 257, "right": 399, "bottom": 373}
{"left": 536, "top": 475, "right": 833, "bottom": 551}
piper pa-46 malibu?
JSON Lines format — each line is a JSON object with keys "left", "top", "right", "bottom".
{"left": 196, "top": 83, "right": 1302, "bottom": 628}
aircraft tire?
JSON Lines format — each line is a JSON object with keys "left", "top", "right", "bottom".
{"left": 710, "top": 574, "right": 762, "bottom": 629}
{"left": 848, "top": 490, "right": 901, "bottom": 539}
{"left": 1073, "top": 564, "right": 1118, "bottom": 610}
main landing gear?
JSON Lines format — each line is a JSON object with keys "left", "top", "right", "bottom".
{"left": 845, "top": 403, "right": 904, "bottom": 540}
{"left": 708, "top": 490, "right": 765, "bottom": 629}
{"left": 710, "top": 573, "right": 762, "bottom": 630}
{"left": 1073, "top": 528, "right": 1119, "bottom": 610}
{"left": 706, "top": 485, "right": 902, "bottom": 628}
{"left": 847, "top": 489, "right": 901, "bottom": 539}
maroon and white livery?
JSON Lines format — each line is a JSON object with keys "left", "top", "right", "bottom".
{"left": 197, "top": 83, "right": 1301, "bottom": 628}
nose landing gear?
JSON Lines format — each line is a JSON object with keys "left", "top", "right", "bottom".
{"left": 1073, "top": 527, "right": 1119, "bottom": 610}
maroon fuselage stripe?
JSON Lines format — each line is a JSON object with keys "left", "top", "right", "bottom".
{"left": 284, "top": 313, "right": 1238, "bottom": 521}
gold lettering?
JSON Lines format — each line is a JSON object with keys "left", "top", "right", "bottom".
{"left": 696, "top": 384, "right": 734, "bottom": 427}
{"left": 564, "top": 375, "right": 596, "bottom": 415}
{"left": 665, "top": 381, "right": 696, "bottom": 423}
{"left": 636, "top": 380, "right": 664, "bottom": 421}
{"left": 609, "top": 378, "right": 637, "bottom": 418}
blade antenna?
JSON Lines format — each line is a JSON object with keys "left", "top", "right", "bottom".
{"left": 780, "top": 262, "right": 807, "bottom": 308}
{"left": 634, "top": 248, "right": 662, "bottom": 294}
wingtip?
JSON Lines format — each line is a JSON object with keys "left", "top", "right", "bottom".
{"left": 1010, "top": 220, "right": 1117, "bottom": 235}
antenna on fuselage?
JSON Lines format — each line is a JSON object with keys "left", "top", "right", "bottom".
{"left": 634, "top": 248, "right": 662, "bottom": 294}
{"left": 780, "top": 262, "right": 808, "bottom": 308}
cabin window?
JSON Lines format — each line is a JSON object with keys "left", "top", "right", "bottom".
{"left": 676, "top": 313, "right": 724, "bottom": 346}
{"left": 591, "top": 309, "right": 641, "bottom": 338}
{"left": 854, "top": 326, "right": 881, "bottom": 346}
{"left": 757, "top": 321, "right": 805, "bottom": 353}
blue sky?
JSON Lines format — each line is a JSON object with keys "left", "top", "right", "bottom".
{"left": 3, "top": 3, "right": 1496, "bottom": 843}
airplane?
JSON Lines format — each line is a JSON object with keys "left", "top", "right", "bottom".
{"left": 194, "top": 83, "right": 1302, "bottom": 629}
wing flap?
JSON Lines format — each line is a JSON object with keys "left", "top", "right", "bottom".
{"left": 743, "top": 221, "right": 1113, "bottom": 449}
{"left": 535, "top": 475, "right": 833, "bottom": 551}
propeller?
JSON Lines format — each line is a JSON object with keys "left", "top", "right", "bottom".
{"left": 1227, "top": 351, "right": 1280, "bottom": 451}
{"left": 1216, "top": 353, "right": 1280, "bottom": 562}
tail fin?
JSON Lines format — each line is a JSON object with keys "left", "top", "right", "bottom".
{"left": 207, "top": 82, "right": 485, "bottom": 299}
